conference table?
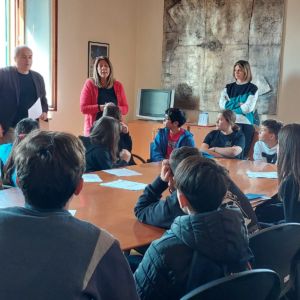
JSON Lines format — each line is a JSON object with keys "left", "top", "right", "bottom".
{"left": 0, "top": 159, "right": 278, "bottom": 250}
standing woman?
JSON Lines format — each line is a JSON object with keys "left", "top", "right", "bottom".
{"left": 277, "top": 124, "right": 300, "bottom": 222}
{"left": 80, "top": 56, "right": 128, "bottom": 136}
{"left": 219, "top": 60, "right": 258, "bottom": 157}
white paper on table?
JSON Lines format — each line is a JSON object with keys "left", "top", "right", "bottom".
{"left": 28, "top": 98, "right": 42, "bottom": 119}
{"left": 103, "top": 168, "right": 142, "bottom": 177}
{"left": 100, "top": 179, "right": 147, "bottom": 191}
{"left": 246, "top": 171, "right": 278, "bottom": 179}
{"left": 68, "top": 210, "right": 76, "bottom": 216}
{"left": 82, "top": 174, "right": 103, "bottom": 183}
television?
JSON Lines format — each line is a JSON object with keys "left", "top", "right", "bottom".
{"left": 136, "top": 88, "right": 175, "bottom": 121}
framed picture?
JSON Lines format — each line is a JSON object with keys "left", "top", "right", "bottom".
{"left": 88, "top": 41, "right": 109, "bottom": 77}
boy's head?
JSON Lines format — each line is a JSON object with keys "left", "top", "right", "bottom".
{"left": 169, "top": 146, "right": 201, "bottom": 174}
{"left": 167, "top": 147, "right": 201, "bottom": 192}
{"left": 103, "top": 105, "right": 122, "bottom": 122}
{"left": 259, "top": 119, "right": 283, "bottom": 144}
{"left": 174, "top": 156, "right": 229, "bottom": 214}
{"left": 15, "top": 118, "right": 39, "bottom": 138}
{"left": 164, "top": 108, "right": 186, "bottom": 129}
{"left": 14, "top": 131, "right": 85, "bottom": 209}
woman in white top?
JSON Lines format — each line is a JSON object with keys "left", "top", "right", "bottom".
{"left": 219, "top": 60, "right": 258, "bottom": 158}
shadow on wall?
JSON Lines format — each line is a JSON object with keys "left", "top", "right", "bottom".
{"left": 278, "top": 73, "right": 300, "bottom": 123}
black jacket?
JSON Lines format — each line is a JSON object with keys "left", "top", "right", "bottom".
{"left": 80, "top": 136, "right": 128, "bottom": 172}
{"left": 0, "top": 66, "right": 48, "bottom": 129}
{"left": 134, "top": 207, "right": 253, "bottom": 300}
{"left": 134, "top": 176, "right": 258, "bottom": 233}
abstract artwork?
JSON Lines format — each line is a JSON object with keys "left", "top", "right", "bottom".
{"left": 162, "top": 0, "right": 285, "bottom": 114}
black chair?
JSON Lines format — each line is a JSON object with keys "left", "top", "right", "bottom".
{"left": 180, "top": 269, "right": 280, "bottom": 300}
{"left": 249, "top": 223, "right": 300, "bottom": 298}
{"left": 131, "top": 153, "right": 146, "bottom": 164}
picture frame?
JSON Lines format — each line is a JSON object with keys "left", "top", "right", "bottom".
{"left": 88, "top": 41, "right": 109, "bottom": 78}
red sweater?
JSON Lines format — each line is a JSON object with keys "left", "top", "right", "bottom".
{"left": 80, "top": 79, "right": 128, "bottom": 136}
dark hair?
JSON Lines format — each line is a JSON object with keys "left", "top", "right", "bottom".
{"left": 278, "top": 124, "right": 300, "bottom": 194}
{"left": 3, "top": 118, "right": 39, "bottom": 185}
{"left": 165, "top": 108, "right": 186, "bottom": 127}
{"left": 90, "top": 116, "right": 120, "bottom": 162}
{"left": 174, "top": 156, "right": 229, "bottom": 213}
{"left": 14, "top": 131, "right": 85, "bottom": 209}
{"left": 169, "top": 146, "right": 201, "bottom": 174}
{"left": 233, "top": 60, "right": 252, "bottom": 82}
{"left": 261, "top": 119, "right": 283, "bottom": 140}
{"left": 103, "top": 105, "right": 122, "bottom": 122}
{"left": 220, "top": 109, "right": 239, "bottom": 131}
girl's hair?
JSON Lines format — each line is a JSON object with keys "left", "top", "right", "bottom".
{"left": 233, "top": 60, "right": 252, "bottom": 82}
{"left": 90, "top": 116, "right": 120, "bottom": 162}
{"left": 3, "top": 118, "right": 39, "bottom": 185}
{"left": 103, "top": 105, "right": 122, "bottom": 122}
{"left": 277, "top": 124, "right": 300, "bottom": 190}
{"left": 92, "top": 56, "right": 115, "bottom": 88}
{"left": 220, "top": 109, "right": 239, "bottom": 131}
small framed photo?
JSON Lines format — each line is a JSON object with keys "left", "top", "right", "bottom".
{"left": 88, "top": 41, "right": 109, "bottom": 78}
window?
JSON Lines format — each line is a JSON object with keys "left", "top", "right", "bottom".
{"left": 1, "top": 0, "right": 57, "bottom": 110}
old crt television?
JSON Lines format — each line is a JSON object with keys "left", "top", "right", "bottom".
{"left": 136, "top": 88, "right": 175, "bottom": 121}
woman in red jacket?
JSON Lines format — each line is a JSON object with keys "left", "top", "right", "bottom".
{"left": 80, "top": 56, "right": 128, "bottom": 136}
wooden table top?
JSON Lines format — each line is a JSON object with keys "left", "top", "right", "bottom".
{"left": 0, "top": 159, "right": 278, "bottom": 250}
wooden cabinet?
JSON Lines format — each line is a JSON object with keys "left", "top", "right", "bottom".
{"left": 127, "top": 120, "right": 215, "bottom": 161}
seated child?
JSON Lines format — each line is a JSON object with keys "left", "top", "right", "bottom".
{"left": 200, "top": 110, "right": 245, "bottom": 158}
{"left": 0, "top": 118, "right": 39, "bottom": 186}
{"left": 253, "top": 119, "right": 283, "bottom": 164}
{"left": 278, "top": 124, "right": 300, "bottom": 222}
{"left": 134, "top": 155, "right": 253, "bottom": 300}
{"left": 80, "top": 116, "right": 131, "bottom": 172}
{"left": 135, "top": 146, "right": 258, "bottom": 233}
{"left": 103, "top": 105, "right": 135, "bottom": 165}
{"left": 150, "top": 108, "right": 195, "bottom": 162}
{"left": 0, "top": 130, "right": 138, "bottom": 299}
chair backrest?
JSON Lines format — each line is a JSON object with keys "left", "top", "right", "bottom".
{"left": 180, "top": 269, "right": 280, "bottom": 300}
{"left": 249, "top": 223, "right": 300, "bottom": 296}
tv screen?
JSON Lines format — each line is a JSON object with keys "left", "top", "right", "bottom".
{"left": 136, "top": 89, "right": 175, "bottom": 121}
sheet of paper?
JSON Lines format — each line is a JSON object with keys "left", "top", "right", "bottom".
{"left": 82, "top": 174, "right": 103, "bottom": 183}
{"left": 68, "top": 210, "right": 76, "bottom": 216}
{"left": 246, "top": 171, "right": 278, "bottom": 179}
{"left": 245, "top": 193, "right": 266, "bottom": 200}
{"left": 28, "top": 98, "right": 42, "bottom": 119}
{"left": 245, "top": 193, "right": 271, "bottom": 201}
{"left": 100, "top": 179, "right": 147, "bottom": 191}
{"left": 102, "top": 168, "right": 142, "bottom": 177}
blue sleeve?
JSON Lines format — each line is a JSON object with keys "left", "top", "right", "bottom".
{"left": 225, "top": 98, "right": 243, "bottom": 115}
{"left": 134, "top": 176, "right": 183, "bottom": 228}
{"left": 183, "top": 134, "right": 195, "bottom": 147}
{"left": 150, "top": 130, "right": 166, "bottom": 162}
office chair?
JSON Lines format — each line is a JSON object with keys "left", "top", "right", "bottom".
{"left": 249, "top": 223, "right": 300, "bottom": 298}
{"left": 180, "top": 269, "right": 280, "bottom": 300}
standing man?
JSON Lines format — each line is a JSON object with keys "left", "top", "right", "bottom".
{"left": 0, "top": 45, "right": 48, "bottom": 144}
